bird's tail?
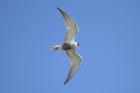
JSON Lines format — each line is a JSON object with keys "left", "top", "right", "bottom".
{"left": 51, "top": 44, "right": 63, "bottom": 51}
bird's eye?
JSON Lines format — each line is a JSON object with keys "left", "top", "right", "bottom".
{"left": 77, "top": 43, "right": 80, "bottom": 47}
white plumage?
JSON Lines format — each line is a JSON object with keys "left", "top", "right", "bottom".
{"left": 51, "top": 7, "right": 82, "bottom": 84}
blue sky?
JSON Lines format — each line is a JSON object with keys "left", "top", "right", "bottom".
{"left": 0, "top": 0, "right": 140, "bottom": 93}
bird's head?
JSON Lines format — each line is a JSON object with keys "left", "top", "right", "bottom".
{"left": 73, "top": 42, "right": 80, "bottom": 48}
{"left": 77, "top": 42, "right": 80, "bottom": 48}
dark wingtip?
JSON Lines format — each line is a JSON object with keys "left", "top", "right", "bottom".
{"left": 56, "top": 7, "right": 66, "bottom": 14}
{"left": 64, "top": 80, "right": 68, "bottom": 85}
{"left": 56, "top": 7, "right": 61, "bottom": 11}
{"left": 56, "top": 7, "right": 59, "bottom": 9}
{"left": 64, "top": 77, "right": 71, "bottom": 85}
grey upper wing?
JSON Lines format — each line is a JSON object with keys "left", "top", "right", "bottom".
{"left": 64, "top": 49, "right": 82, "bottom": 84}
{"left": 57, "top": 7, "right": 79, "bottom": 43}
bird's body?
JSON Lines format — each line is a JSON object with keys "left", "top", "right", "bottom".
{"left": 52, "top": 42, "right": 79, "bottom": 51}
{"left": 62, "top": 43, "right": 73, "bottom": 50}
{"left": 51, "top": 7, "right": 82, "bottom": 84}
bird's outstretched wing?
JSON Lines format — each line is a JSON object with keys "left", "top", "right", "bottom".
{"left": 57, "top": 7, "right": 79, "bottom": 43}
{"left": 64, "top": 49, "right": 82, "bottom": 84}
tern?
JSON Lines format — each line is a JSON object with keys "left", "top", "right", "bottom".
{"left": 51, "top": 7, "right": 82, "bottom": 84}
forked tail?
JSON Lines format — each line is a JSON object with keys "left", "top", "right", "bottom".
{"left": 51, "top": 45, "right": 62, "bottom": 51}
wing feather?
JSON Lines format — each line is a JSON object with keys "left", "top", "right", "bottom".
{"left": 57, "top": 7, "right": 79, "bottom": 43}
{"left": 64, "top": 49, "right": 82, "bottom": 84}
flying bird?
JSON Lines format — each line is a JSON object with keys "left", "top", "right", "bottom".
{"left": 51, "top": 7, "right": 82, "bottom": 84}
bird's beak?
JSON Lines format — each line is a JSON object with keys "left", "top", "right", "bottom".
{"left": 77, "top": 45, "right": 80, "bottom": 48}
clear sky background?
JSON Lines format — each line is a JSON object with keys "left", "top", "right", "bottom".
{"left": 0, "top": 0, "right": 140, "bottom": 93}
